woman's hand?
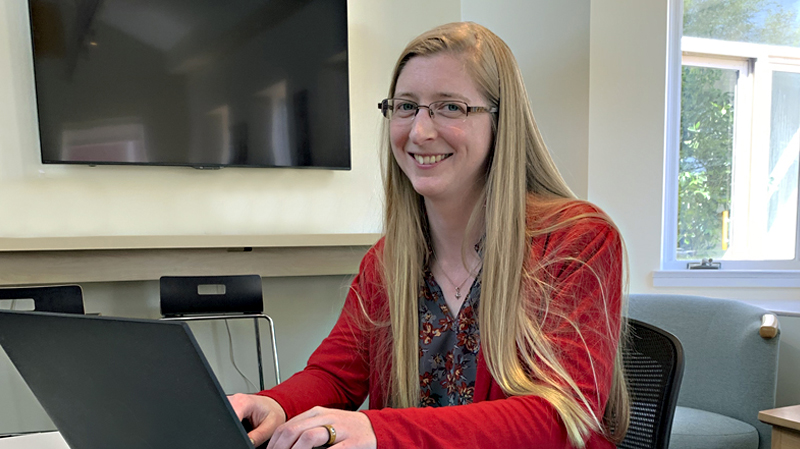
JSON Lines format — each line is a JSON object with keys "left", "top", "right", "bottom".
{"left": 266, "top": 406, "right": 377, "bottom": 449}
{"left": 228, "top": 393, "right": 287, "bottom": 446}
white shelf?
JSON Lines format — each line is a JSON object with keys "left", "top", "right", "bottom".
{"left": 0, "top": 234, "right": 381, "bottom": 252}
{"left": 0, "top": 234, "right": 381, "bottom": 286}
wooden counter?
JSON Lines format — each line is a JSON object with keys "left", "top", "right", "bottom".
{"left": 759, "top": 405, "right": 800, "bottom": 449}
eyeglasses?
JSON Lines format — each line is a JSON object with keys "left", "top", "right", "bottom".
{"left": 378, "top": 98, "right": 497, "bottom": 122}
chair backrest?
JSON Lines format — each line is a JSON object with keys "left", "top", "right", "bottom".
{"left": 160, "top": 275, "right": 263, "bottom": 317}
{"left": 0, "top": 285, "right": 84, "bottom": 314}
{"left": 159, "top": 275, "right": 280, "bottom": 389}
{"left": 628, "top": 294, "right": 779, "bottom": 449}
{"left": 619, "top": 319, "right": 685, "bottom": 449}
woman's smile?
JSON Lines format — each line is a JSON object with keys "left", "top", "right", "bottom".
{"left": 411, "top": 153, "right": 452, "bottom": 166}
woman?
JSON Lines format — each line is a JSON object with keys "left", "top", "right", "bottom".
{"left": 230, "top": 22, "right": 629, "bottom": 449}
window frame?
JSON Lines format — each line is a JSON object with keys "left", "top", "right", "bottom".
{"left": 662, "top": 0, "right": 800, "bottom": 273}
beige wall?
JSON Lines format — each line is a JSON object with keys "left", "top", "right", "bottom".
{"left": 462, "top": 0, "right": 591, "bottom": 198}
{"left": 0, "top": 0, "right": 594, "bottom": 240}
{"left": 587, "top": 0, "right": 670, "bottom": 295}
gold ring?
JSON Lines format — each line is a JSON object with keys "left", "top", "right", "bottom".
{"left": 322, "top": 424, "right": 337, "bottom": 446}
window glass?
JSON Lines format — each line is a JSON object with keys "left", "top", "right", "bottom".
{"left": 671, "top": 0, "right": 800, "bottom": 267}
{"left": 678, "top": 66, "right": 736, "bottom": 260}
{"left": 763, "top": 71, "right": 800, "bottom": 258}
{"left": 683, "top": 0, "right": 800, "bottom": 47}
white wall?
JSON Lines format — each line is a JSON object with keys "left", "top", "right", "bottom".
{"left": 587, "top": 0, "right": 799, "bottom": 406}
{"left": 0, "top": 0, "right": 592, "bottom": 241}
{"left": 0, "top": 0, "right": 458, "bottom": 239}
{"left": 587, "top": 0, "right": 670, "bottom": 295}
{"left": 461, "top": 0, "right": 591, "bottom": 198}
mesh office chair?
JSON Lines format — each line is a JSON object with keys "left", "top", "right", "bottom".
{"left": 618, "top": 319, "right": 685, "bottom": 449}
{"left": 0, "top": 285, "right": 85, "bottom": 314}
{"left": 159, "top": 275, "right": 280, "bottom": 390}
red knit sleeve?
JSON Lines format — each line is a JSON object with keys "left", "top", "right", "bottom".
{"left": 363, "top": 204, "right": 623, "bottom": 449}
{"left": 256, "top": 242, "right": 384, "bottom": 419}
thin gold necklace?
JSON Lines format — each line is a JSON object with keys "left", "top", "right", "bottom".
{"left": 436, "top": 260, "right": 480, "bottom": 300}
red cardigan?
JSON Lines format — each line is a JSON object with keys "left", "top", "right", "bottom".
{"left": 259, "top": 201, "right": 622, "bottom": 449}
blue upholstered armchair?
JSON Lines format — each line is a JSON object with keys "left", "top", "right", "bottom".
{"left": 628, "top": 294, "right": 780, "bottom": 449}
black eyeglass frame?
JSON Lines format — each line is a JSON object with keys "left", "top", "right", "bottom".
{"left": 377, "top": 98, "right": 498, "bottom": 120}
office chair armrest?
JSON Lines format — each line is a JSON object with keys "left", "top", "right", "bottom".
{"left": 759, "top": 313, "right": 780, "bottom": 339}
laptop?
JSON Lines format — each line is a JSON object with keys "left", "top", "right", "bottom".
{"left": 0, "top": 310, "right": 260, "bottom": 449}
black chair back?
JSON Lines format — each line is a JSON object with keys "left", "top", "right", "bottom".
{"left": 160, "top": 275, "right": 263, "bottom": 317}
{"left": 158, "top": 275, "right": 280, "bottom": 388}
{"left": 0, "top": 285, "right": 84, "bottom": 314}
{"left": 618, "top": 319, "right": 684, "bottom": 449}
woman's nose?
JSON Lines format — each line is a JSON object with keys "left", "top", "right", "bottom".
{"left": 409, "top": 108, "right": 437, "bottom": 144}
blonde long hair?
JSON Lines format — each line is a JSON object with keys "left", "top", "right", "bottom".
{"left": 379, "top": 22, "right": 628, "bottom": 447}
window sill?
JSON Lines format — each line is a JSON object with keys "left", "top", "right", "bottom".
{"left": 653, "top": 270, "right": 800, "bottom": 288}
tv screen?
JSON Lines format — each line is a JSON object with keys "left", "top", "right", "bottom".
{"left": 28, "top": 0, "right": 351, "bottom": 169}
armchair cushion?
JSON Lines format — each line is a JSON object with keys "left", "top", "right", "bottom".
{"left": 670, "top": 406, "right": 759, "bottom": 449}
{"left": 629, "top": 294, "right": 779, "bottom": 449}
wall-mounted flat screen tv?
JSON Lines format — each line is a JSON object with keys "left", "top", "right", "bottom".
{"left": 29, "top": 0, "right": 350, "bottom": 169}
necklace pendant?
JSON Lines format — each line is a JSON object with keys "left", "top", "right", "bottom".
{"left": 455, "top": 288, "right": 461, "bottom": 299}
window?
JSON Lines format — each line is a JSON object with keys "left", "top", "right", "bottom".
{"left": 663, "top": 0, "right": 800, "bottom": 271}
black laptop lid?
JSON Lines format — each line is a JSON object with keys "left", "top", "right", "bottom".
{"left": 0, "top": 310, "right": 253, "bottom": 449}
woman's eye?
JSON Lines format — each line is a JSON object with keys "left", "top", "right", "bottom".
{"left": 398, "top": 102, "right": 416, "bottom": 111}
{"left": 439, "top": 103, "right": 466, "bottom": 115}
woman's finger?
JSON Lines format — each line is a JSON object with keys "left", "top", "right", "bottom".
{"left": 289, "top": 426, "right": 331, "bottom": 449}
{"left": 249, "top": 412, "right": 282, "bottom": 448}
{"left": 227, "top": 394, "right": 286, "bottom": 447}
{"left": 228, "top": 393, "right": 252, "bottom": 421}
{"left": 268, "top": 415, "right": 337, "bottom": 449}
{"left": 266, "top": 407, "right": 374, "bottom": 449}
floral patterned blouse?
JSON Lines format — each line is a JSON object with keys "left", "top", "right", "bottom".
{"left": 418, "top": 266, "right": 482, "bottom": 407}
